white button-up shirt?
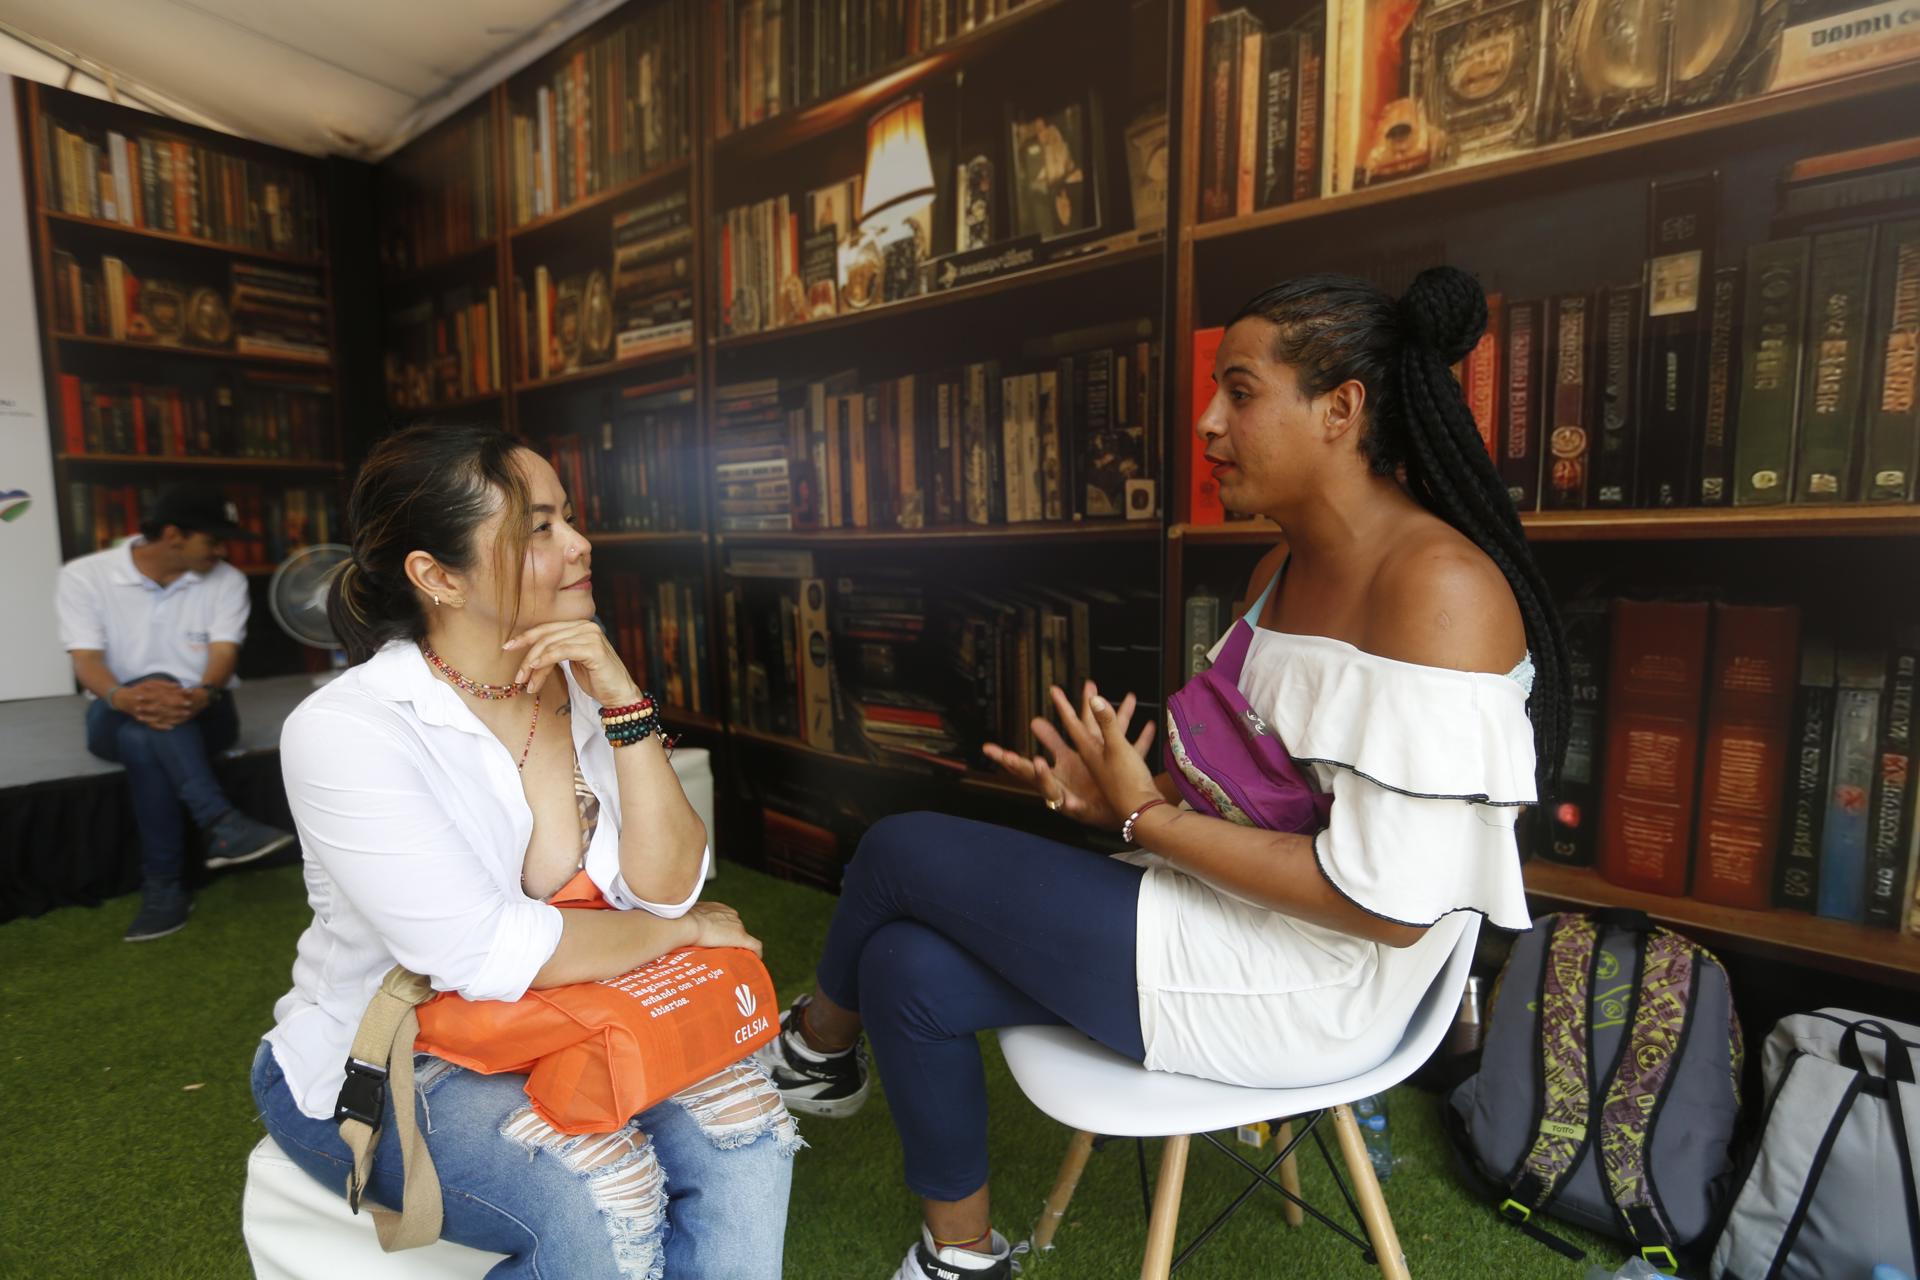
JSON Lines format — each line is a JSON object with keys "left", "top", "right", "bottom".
{"left": 265, "top": 640, "right": 709, "bottom": 1120}
{"left": 54, "top": 538, "right": 250, "bottom": 687}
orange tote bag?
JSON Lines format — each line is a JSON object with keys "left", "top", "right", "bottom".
{"left": 413, "top": 870, "right": 778, "bottom": 1134}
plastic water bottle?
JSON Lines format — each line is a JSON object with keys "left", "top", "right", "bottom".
{"left": 1352, "top": 1094, "right": 1392, "bottom": 1181}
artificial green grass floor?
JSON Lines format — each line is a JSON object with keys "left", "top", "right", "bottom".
{"left": 1, "top": 862, "right": 1622, "bottom": 1279}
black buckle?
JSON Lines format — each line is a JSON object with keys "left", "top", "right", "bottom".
{"left": 333, "top": 1058, "right": 389, "bottom": 1128}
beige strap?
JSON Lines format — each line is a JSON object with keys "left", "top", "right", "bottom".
{"left": 337, "top": 966, "right": 442, "bottom": 1251}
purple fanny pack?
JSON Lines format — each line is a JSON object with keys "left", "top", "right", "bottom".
{"left": 1163, "top": 619, "right": 1332, "bottom": 834}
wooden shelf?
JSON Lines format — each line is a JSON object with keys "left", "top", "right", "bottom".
{"left": 718, "top": 520, "right": 1161, "bottom": 549}
{"left": 58, "top": 453, "right": 340, "bottom": 472}
{"left": 1191, "top": 61, "right": 1920, "bottom": 247}
{"left": 506, "top": 158, "right": 690, "bottom": 244}
{"left": 713, "top": 237, "right": 1162, "bottom": 353}
{"left": 56, "top": 332, "right": 332, "bottom": 371}
{"left": 1172, "top": 505, "right": 1920, "bottom": 546}
{"left": 588, "top": 529, "right": 709, "bottom": 548}
{"left": 1523, "top": 505, "right": 1920, "bottom": 541}
{"left": 389, "top": 388, "right": 505, "bottom": 415}
{"left": 729, "top": 725, "right": 1028, "bottom": 799}
{"left": 383, "top": 238, "right": 501, "bottom": 287}
{"left": 1523, "top": 861, "right": 1920, "bottom": 987}
{"left": 514, "top": 345, "right": 695, "bottom": 394}
{"left": 1170, "top": 518, "right": 1282, "bottom": 546}
{"left": 711, "top": 0, "right": 1074, "bottom": 165}
{"left": 43, "top": 209, "right": 327, "bottom": 268}
{"left": 665, "top": 706, "right": 723, "bottom": 734}
{"left": 235, "top": 563, "right": 280, "bottom": 578}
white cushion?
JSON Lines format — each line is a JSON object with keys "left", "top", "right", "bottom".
{"left": 242, "top": 1136, "right": 502, "bottom": 1279}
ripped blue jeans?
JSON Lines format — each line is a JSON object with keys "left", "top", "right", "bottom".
{"left": 251, "top": 1041, "right": 797, "bottom": 1279}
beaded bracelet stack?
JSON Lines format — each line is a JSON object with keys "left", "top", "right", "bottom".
{"left": 599, "top": 695, "right": 677, "bottom": 756}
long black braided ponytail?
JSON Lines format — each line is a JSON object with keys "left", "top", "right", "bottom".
{"left": 1230, "top": 268, "right": 1571, "bottom": 795}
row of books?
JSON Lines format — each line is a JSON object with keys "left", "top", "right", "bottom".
{"left": 610, "top": 191, "right": 695, "bottom": 360}
{"left": 57, "top": 370, "right": 333, "bottom": 461}
{"left": 718, "top": 0, "right": 1034, "bottom": 134}
{"left": 716, "top": 180, "right": 876, "bottom": 337}
{"left": 48, "top": 249, "right": 331, "bottom": 365}
{"left": 538, "top": 381, "right": 701, "bottom": 534}
{"left": 379, "top": 111, "right": 497, "bottom": 271}
{"left": 719, "top": 547, "right": 1160, "bottom": 768}
{"left": 602, "top": 572, "right": 711, "bottom": 715}
{"left": 1201, "top": 2, "right": 1914, "bottom": 214}
{"left": 1186, "top": 209, "right": 1917, "bottom": 522}
{"left": 40, "top": 114, "right": 321, "bottom": 256}
{"left": 385, "top": 287, "right": 504, "bottom": 408}
{"left": 64, "top": 481, "right": 339, "bottom": 568}
{"left": 516, "top": 191, "right": 695, "bottom": 383}
{"left": 1198, "top": 6, "right": 1322, "bottom": 219}
{"left": 508, "top": 3, "right": 692, "bottom": 226}
{"left": 712, "top": 333, "right": 1159, "bottom": 533}
{"left": 230, "top": 263, "right": 329, "bottom": 364}
{"left": 1546, "top": 597, "right": 1919, "bottom": 935}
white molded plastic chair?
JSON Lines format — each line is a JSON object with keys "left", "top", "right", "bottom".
{"left": 243, "top": 1135, "right": 502, "bottom": 1278}
{"left": 998, "top": 915, "right": 1479, "bottom": 1280}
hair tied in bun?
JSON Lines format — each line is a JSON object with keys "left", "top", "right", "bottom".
{"left": 1398, "top": 266, "right": 1488, "bottom": 366}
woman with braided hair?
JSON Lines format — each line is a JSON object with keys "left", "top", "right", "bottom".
{"left": 754, "top": 267, "right": 1564, "bottom": 1280}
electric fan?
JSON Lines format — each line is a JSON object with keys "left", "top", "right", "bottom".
{"left": 268, "top": 543, "right": 351, "bottom": 684}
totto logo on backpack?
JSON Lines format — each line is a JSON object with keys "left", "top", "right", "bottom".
{"left": 1446, "top": 909, "right": 1745, "bottom": 1272}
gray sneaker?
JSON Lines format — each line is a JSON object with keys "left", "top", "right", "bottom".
{"left": 124, "top": 884, "right": 192, "bottom": 942}
{"left": 204, "top": 811, "right": 296, "bottom": 870}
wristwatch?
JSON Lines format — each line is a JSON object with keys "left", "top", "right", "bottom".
{"left": 198, "top": 683, "right": 226, "bottom": 703}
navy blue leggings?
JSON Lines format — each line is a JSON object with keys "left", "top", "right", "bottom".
{"left": 815, "top": 811, "right": 1146, "bottom": 1200}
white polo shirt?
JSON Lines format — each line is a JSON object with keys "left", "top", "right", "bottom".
{"left": 54, "top": 538, "right": 250, "bottom": 688}
{"left": 265, "top": 641, "right": 711, "bottom": 1119}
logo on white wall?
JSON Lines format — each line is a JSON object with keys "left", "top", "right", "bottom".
{"left": 734, "top": 984, "right": 757, "bottom": 1018}
{"left": 0, "top": 489, "right": 27, "bottom": 522}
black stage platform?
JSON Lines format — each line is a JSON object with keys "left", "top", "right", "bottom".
{"left": 0, "top": 676, "right": 316, "bottom": 921}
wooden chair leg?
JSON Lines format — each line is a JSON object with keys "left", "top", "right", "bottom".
{"left": 1140, "top": 1134, "right": 1190, "bottom": 1280}
{"left": 1329, "top": 1104, "right": 1410, "bottom": 1280}
{"left": 1033, "top": 1130, "right": 1097, "bottom": 1252}
{"left": 1275, "top": 1121, "right": 1304, "bottom": 1228}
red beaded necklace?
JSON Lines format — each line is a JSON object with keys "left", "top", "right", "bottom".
{"left": 422, "top": 644, "right": 523, "bottom": 699}
{"left": 421, "top": 645, "right": 540, "bottom": 770}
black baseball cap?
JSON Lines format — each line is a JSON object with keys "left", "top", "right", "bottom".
{"left": 147, "top": 485, "right": 245, "bottom": 540}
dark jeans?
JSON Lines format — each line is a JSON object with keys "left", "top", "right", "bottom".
{"left": 815, "top": 812, "right": 1146, "bottom": 1200}
{"left": 84, "top": 675, "right": 238, "bottom": 888}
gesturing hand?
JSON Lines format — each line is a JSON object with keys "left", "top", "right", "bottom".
{"left": 503, "top": 620, "right": 640, "bottom": 707}
{"left": 1048, "top": 681, "right": 1162, "bottom": 834}
{"left": 684, "top": 902, "right": 762, "bottom": 956}
{"left": 983, "top": 680, "right": 1158, "bottom": 830}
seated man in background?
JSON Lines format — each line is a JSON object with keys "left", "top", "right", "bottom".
{"left": 55, "top": 485, "right": 295, "bottom": 941}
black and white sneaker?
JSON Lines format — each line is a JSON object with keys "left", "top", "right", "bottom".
{"left": 752, "top": 996, "right": 871, "bottom": 1118}
{"left": 890, "top": 1226, "right": 1014, "bottom": 1280}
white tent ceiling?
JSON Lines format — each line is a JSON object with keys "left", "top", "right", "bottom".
{"left": 0, "top": 0, "right": 632, "bottom": 159}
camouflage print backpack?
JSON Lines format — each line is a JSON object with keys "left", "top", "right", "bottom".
{"left": 1447, "top": 910, "right": 1745, "bottom": 1272}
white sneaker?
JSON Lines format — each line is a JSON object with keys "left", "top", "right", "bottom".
{"left": 890, "top": 1225, "right": 1014, "bottom": 1280}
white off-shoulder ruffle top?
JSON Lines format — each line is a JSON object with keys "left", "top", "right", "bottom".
{"left": 1124, "top": 573, "right": 1537, "bottom": 1088}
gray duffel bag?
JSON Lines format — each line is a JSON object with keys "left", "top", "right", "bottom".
{"left": 1711, "top": 1010, "right": 1920, "bottom": 1279}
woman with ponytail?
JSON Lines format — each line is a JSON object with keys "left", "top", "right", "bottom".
{"left": 252, "top": 424, "right": 795, "bottom": 1278}
{"left": 753, "top": 268, "right": 1564, "bottom": 1280}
